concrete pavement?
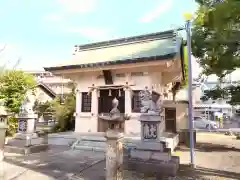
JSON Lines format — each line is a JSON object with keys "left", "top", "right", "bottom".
{"left": 2, "top": 146, "right": 105, "bottom": 180}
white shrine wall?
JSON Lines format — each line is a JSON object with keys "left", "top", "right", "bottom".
{"left": 63, "top": 64, "right": 183, "bottom": 134}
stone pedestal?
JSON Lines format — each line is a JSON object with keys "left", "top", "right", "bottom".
{"left": 124, "top": 113, "right": 180, "bottom": 177}
{"left": 5, "top": 114, "right": 49, "bottom": 155}
{"left": 105, "top": 130, "right": 124, "bottom": 180}
{"left": 140, "top": 113, "right": 164, "bottom": 141}
{"left": 0, "top": 125, "right": 7, "bottom": 161}
{"left": 15, "top": 115, "right": 38, "bottom": 140}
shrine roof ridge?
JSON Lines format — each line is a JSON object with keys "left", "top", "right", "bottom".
{"left": 44, "top": 29, "right": 184, "bottom": 72}
{"left": 74, "top": 29, "right": 178, "bottom": 51}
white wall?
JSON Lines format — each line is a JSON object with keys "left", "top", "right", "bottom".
{"left": 34, "top": 87, "right": 53, "bottom": 103}
{"left": 70, "top": 65, "right": 181, "bottom": 134}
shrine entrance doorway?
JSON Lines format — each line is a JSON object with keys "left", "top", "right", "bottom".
{"left": 97, "top": 88, "right": 125, "bottom": 132}
{"left": 165, "top": 107, "right": 177, "bottom": 133}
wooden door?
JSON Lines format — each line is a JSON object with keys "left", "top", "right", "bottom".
{"left": 165, "top": 108, "right": 177, "bottom": 133}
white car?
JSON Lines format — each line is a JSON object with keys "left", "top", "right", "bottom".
{"left": 193, "top": 117, "right": 219, "bottom": 130}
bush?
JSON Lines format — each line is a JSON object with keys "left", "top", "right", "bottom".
{"left": 6, "top": 116, "right": 18, "bottom": 137}
{"left": 53, "top": 105, "right": 75, "bottom": 132}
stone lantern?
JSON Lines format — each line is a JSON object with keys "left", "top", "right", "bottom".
{"left": 5, "top": 92, "right": 48, "bottom": 155}
{"left": 0, "top": 106, "right": 8, "bottom": 161}
{"left": 98, "top": 97, "right": 125, "bottom": 180}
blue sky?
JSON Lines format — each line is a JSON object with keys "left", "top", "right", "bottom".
{"left": 0, "top": 0, "right": 198, "bottom": 71}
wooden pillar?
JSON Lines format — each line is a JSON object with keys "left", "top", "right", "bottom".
{"left": 75, "top": 89, "right": 82, "bottom": 116}
{"left": 91, "top": 88, "right": 99, "bottom": 132}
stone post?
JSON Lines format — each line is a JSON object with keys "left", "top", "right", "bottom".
{"left": 0, "top": 124, "right": 6, "bottom": 162}
{"left": 75, "top": 89, "right": 82, "bottom": 117}
{"left": 91, "top": 88, "right": 99, "bottom": 132}
{"left": 0, "top": 116, "right": 7, "bottom": 179}
{"left": 105, "top": 130, "right": 124, "bottom": 180}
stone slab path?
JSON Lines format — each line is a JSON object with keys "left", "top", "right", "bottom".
{"left": 2, "top": 133, "right": 240, "bottom": 180}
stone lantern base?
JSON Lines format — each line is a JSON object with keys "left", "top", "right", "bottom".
{"left": 5, "top": 115, "right": 49, "bottom": 155}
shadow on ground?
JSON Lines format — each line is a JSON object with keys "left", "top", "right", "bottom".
{"left": 177, "top": 142, "right": 240, "bottom": 153}
{"left": 177, "top": 165, "right": 240, "bottom": 180}
{"left": 4, "top": 144, "right": 240, "bottom": 179}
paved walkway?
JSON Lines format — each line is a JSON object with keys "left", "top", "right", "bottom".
{"left": 2, "top": 133, "right": 240, "bottom": 180}
{"left": 2, "top": 146, "right": 152, "bottom": 180}
{"left": 2, "top": 146, "right": 104, "bottom": 180}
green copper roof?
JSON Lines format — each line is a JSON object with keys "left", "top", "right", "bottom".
{"left": 45, "top": 30, "right": 183, "bottom": 71}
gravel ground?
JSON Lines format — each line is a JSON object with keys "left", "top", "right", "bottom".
{"left": 2, "top": 133, "right": 240, "bottom": 180}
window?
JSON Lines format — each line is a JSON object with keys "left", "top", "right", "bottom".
{"left": 131, "top": 90, "right": 141, "bottom": 113}
{"left": 81, "top": 92, "right": 92, "bottom": 112}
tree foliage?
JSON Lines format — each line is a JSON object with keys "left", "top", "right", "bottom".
{"left": 200, "top": 85, "right": 228, "bottom": 100}
{"left": 192, "top": 0, "right": 240, "bottom": 77}
{"left": 0, "top": 70, "right": 36, "bottom": 136}
{"left": 33, "top": 100, "right": 55, "bottom": 116}
{"left": 52, "top": 91, "right": 76, "bottom": 132}
{"left": 0, "top": 70, "right": 36, "bottom": 113}
{"left": 34, "top": 86, "right": 76, "bottom": 132}
{"left": 192, "top": 0, "right": 240, "bottom": 104}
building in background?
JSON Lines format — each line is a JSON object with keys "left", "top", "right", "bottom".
{"left": 193, "top": 74, "right": 237, "bottom": 120}
{"left": 25, "top": 70, "right": 73, "bottom": 96}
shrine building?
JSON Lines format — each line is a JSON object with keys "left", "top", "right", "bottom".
{"left": 44, "top": 30, "right": 189, "bottom": 135}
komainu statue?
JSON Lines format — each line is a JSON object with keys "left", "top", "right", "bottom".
{"left": 139, "top": 89, "right": 163, "bottom": 115}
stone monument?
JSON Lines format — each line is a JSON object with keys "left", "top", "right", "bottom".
{"left": 15, "top": 91, "right": 38, "bottom": 140}
{"left": 104, "top": 98, "right": 124, "bottom": 180}
{"left": 5, "top": 91, "right": 49, "bottom": 155}
{"left": 124, "top": 89, "right": 180, "bottom": 177}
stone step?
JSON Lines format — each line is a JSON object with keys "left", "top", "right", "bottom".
{"left": 130, "top": 149, "right": 171, "bottom": 162}
{"left": 72, "top": 140, "right": 107, "bottom": 152}
{"left": 5, "top": 144, "right": 49, "bottom": 155}
{"left": 71, "top": 137, "right": 170, "bottom": 153}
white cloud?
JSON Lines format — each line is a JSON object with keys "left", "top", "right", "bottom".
{"left": 66, "top": 27, "right": 112, "bottom": 41}
{"left": 43, "top": 0, "right": 96, "bottom": 22}
{"left": 56, "top": 0, "right": 96, "bottom": 13}
{"left": 139, "top": 0, "right": 173, "bottom": 23}
{"left": 43, "top": 13, "right": 63, "bottom": 22}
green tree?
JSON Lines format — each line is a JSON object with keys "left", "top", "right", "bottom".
{"left": 0, "top": 70, "right": 36, "bottom": 135}
{"left": 32, "top": 83, "right": 76, "bottom": 132}
{"left": 192, "top": 0, "right": 240, "bottom": 104}
{"left": 51, "top": 88, "right": 76, "bottom": 132}
{"left": 0, "top": 70, "right": 36, "bottom": 113}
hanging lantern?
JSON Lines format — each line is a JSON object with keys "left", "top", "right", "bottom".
{"left": 108, "top": 89, "right": 112, "bottom": 96}
{"left": 118, "top": 89, "right": 121, "bottom": 97}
